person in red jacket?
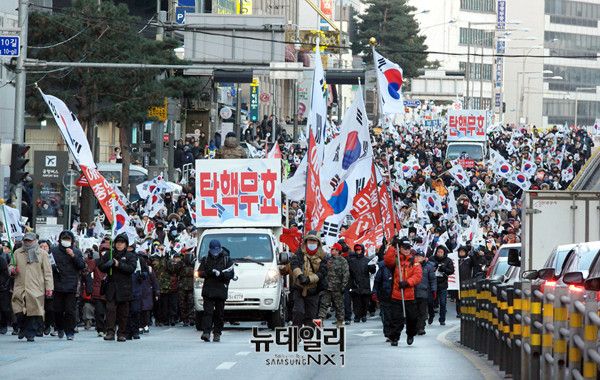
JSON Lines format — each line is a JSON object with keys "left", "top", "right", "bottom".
{"left": 384, "top": 237, "right": 422, "bottom": 346}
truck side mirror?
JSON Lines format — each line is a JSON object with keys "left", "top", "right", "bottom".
{"left": 278, "top": 251, "right": 290, "bottom": 265}
{"left": 507, "top": 248, "right": 521, "bottom": 266}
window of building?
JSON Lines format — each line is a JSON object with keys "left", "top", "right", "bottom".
{"left": 545, "top": 31, "right": 600, "bottom": 59}
{"left": 459, "top": 28, "right": 494, "bottom": 47}
{"left": 459, "top": 62, "right": 493, "bottom": 81}
{"left": 546, "top": 0, "right": 599, "bottom": 27}
{"left": 460, "top": 0, "right": 495, "bottom": 13}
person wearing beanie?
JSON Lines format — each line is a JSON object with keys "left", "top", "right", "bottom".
{"left": 198, "top": 239, "right": 234, "bottom": 342}
{"left": 215, "top": 131, "right": 248, "bottom": 159}
{"left": 9, "top": 232, "right": 54, "bottom": 342}
{"left": 317, "top": 243, "right": 349, "bottom": 327}
{"left": 290, "top": 230, "right": 328, "bottom": 327}
{"left": 384, "top": 237, "right": 422, "bottom": 346}
{"left": 99, "top": 234, "right": 137, "bottom": 342}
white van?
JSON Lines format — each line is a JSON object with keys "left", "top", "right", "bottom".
{"left": 193, "top": 227, "right": 289, "bottom": 330}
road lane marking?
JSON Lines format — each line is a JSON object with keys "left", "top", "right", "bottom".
{"left": 437, "top": 324, "right": 502, "bottom": 380}
{"left": 216, "top": 361, "right": 237, "bottom": 370}
{"left": 235, "top": 352, "right": 250, "bottom": 356}
{"left": 0, "top": 355, "right": 25, "bottom": 362}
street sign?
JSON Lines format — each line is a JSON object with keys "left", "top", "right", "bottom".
{"left": 220, "top": 107, "right": 233, "bottom": 119}
{"left": 260, "top": 93, "right": 270, "bottom": 103}
{"left": 33, "top": 151, "right": 68, "bottom": 228}
{"left": 403, "top": 100, "right": 421, "bottom": 107}
{"left": 250, "top": 84, "right": 259, "bottom": 122}
{"left": 0, "top": 36, "right": 19, "bottom": 57}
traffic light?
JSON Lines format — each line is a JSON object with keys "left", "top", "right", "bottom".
{"left": 10, "top": 143, "right": 29, "bottom": 185}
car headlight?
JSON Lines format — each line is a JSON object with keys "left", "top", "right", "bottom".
{"left": 194, "top": 270, "right": 204, "bottom": 288}
{"left": 263, "top": 269, "right": 278, "bottom": 288}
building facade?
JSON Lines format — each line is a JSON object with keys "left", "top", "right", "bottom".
{"left": 409, "top": 0, "right": 600, "bottom": 128}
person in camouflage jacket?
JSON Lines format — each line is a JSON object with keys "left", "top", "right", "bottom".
{"left": 154, "top": 254, "right": 181, "bottom": 326}
{"left": 317, "top": 243, "right": 350, "bottom": 327}
{"left": 178, "top": 250, "right": 195, "bottom": 326}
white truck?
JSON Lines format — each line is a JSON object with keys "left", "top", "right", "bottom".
{"left": 446, "top": 109, "right": 488, "bottom": 163}
{"left": 192, "top": 159, "right": 289, "bottom": 330}
{"left": 520, "top": 190, "right": 600, "bottom": 271}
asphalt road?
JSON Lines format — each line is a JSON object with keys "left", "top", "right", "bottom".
{"left": 0, "top": 306, "right": 500, "bottom": 380}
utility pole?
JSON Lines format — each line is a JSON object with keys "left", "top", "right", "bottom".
{"left": 293, "top": 0, "right": 300, "bottom": 143}
{"left": 235, "top": 82, "right": 242, "bottom": 140}
{"left": 337, "top": 0, "right": 343, "bottom": 123}
{"left": 13, "top": 0, "right": 28, "bottom": 212}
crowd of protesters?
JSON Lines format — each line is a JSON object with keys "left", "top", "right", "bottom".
{"left": 1, "top": 113, "right": 597, "bottom": 347}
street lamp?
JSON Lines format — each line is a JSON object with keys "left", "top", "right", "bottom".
{"left": 574, "top": 87, "right": 597, "bottom": 128}
{"left": 465, "top": 20, "right": 525, "bottom": 109}
{"left": 515, "top": 45, "right": 543, "bottom": 123}
{"left": 525, "top": 74, "right": 563, "bottom": 122}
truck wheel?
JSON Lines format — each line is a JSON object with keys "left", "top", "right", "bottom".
{"left": 268, "top": 296, "right": 286, "bottom": 330}
{"left": 195, "top": 311, "right": 203, "bottom": 331}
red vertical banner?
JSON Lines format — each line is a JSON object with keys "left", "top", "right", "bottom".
{"left": 80, "top": 165, "right": 123, "bottom": 224}
{"left": 305, "top": 134, "right": 333, "bottom": 231}
{"left": 379, "top": 183, "right": 395, "bottom": 240}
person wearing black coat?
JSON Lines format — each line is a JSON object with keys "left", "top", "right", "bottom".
{"left": 125, "top": 251, "right": 149, "bottom": 340}
{"left": 414, "top": 252, "right": 437, "bottom": 335}
{"left": 456, "top": 246, "right": 481, "bottom": 317}
{"left": 198, "top": 239, "right": 234, "bottom": 342}
{"left": 373, "top": 260, "right": 393, "bottom": 339}
{"left": 347, "top": 244, "right": 376, "bottom": 323}
{"left": 0, "top": 246, "right": 13, "bottom": 335}
{"left": 429, "top": 245, "right": 454, "bottom": 325}
{"left": 50, "top": 230, "right": 86, "bottom": 339}
{"left": 99, "top": 234, "right": 137, "bottom": 342}
{"left": 174, "top": 143, "right": 184, "bottom": 171}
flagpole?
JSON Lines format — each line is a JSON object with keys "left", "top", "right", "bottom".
{"left": 370, "top": 38, "right": 383, "bottom": 128}
{"left": 0, "top": 201, "right": 16, "bottom": 267}
{"left": 110, "top": 193, "right": 116, "bottom": 276}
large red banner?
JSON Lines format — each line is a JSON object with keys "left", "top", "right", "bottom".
{"left": 304, "top": 133, "right": 333, "bottom": 231}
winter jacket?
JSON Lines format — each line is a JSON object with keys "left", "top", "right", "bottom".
{"left": 10, "top": 246, "right": 53, "bottom": 317}
{"left": 131, "top": 253, "right": 150, "bottom": 298}
{"left": 0, "top": 252, "right": 10, "bottom": 293}
{"left": 429, "top": 246, "right": 455, "bottom": 291}
{"left": 178, "top": 258, "right": 195, "bottom": 291}
{"left": 458, "top": 254, "right": 481, "bottom": 283}
{"left": 415, "top": 260, "right": 437, "bottom": 299}
{"left": 198, "top": 251, "right": 234, "bottom": 299}
{"left": 373, "top": 260, "right": 393, "bottom": 303}
{"left": 86, "top": 258, "right": 106, "bottom": 301}
{"left": 141, "top": 266, "right": 159, "bottom": 311}
{"left": 346, "top": 245, "right": 376, "bottom": 295}
{"left": 215, "top": 136, "right": 248, "bottom": 159}
{"left": 325, "top": 255, "right": 349, "bottom": 292}
{"left": 50, "top": 231, "right": 86, "bottom": 293}
{"left": 290, "top": 245, "right": 328, "bottom": 297}
{"left": 99, "top": 248, "right": 137, "bottom": 303}
{"left": 384, "top": 245, "right": 422, "bottom": 301}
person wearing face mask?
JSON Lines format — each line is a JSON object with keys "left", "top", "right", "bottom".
{"left": 49, "top": 230, "right": 86, "bottom": 340}
{"left": 99, "top": 234, "right": 137, "bottom": 342}
{"left": 347, "top": 244, "right": 376, "bottom": 323}
{"left": 177, "top": 248, "right": 195, "bottom": 327}
{"left": 9, "top": 232, "right": 54, "bottom": 342}
{"left": 199, "top": 240, "right": 234, "bottom": 342}
{"left": 290, "top": 230, "right": 328, "bottom": 328}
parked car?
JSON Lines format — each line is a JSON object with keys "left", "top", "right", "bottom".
{"left": 487, "top": 243, "right": 521, "bottom": 279}
{"left": 521, "top": 244, "right": 577, "bottom": 291}
{"left": 524, "top": 241, "right": 600, "bottom": 292}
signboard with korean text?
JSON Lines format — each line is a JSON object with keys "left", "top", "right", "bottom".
{"left": 33, "top": 151, "right": 69, "bottom": 228}
{"left": 250, "top": 80, "right": 259, "bottom": 122}
{"left": 195, "top": 159, "right": 281, "bottom": 227}
{"left": 494, "top": 0, "right": 506, "bottom": 113}
{"left": 0, "top": 36, "right": 19, "bottom": 57}
{"left": 447, "top": 110, "right": 488, "bottom": 142}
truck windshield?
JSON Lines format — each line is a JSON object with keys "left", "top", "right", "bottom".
{"left": 446, "top": 144, "right": 484, "bottom": 161}
{"left": 198, "top": 233, "right": 273, "bottom": 262}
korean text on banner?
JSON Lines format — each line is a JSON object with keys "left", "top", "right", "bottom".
{"left": 447, "top": 110, "right": 488, "bottom": 142}
{"left": 194, "top": 159, "right": 282, "bottom": 227}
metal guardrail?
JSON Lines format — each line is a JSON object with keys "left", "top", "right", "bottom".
{"left": 569, "top": 137, "right": 600, "bottom": 190}
{"left": 460, "top": 279, "right": 600, "bottom": 380}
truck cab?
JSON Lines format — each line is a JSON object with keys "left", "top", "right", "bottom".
{"left": 445, "top": 141, "right": 487, "bottom": 162}
{"left": 193, "top": 227, "right": 289, "bottom": 330}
